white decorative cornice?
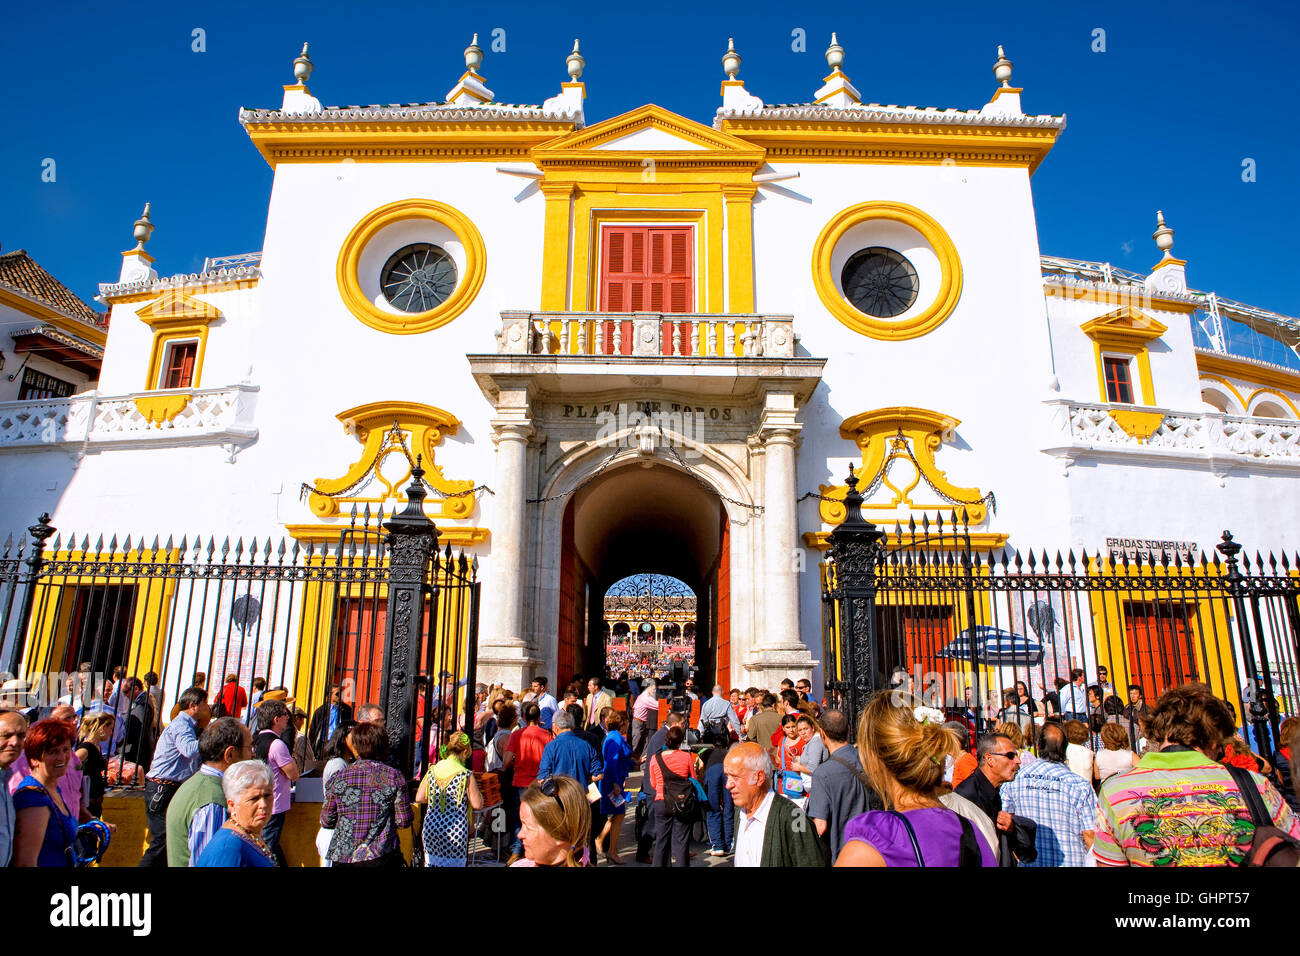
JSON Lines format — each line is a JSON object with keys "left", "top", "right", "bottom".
{"left": 714, "top": 103, "right": 1065, "bottom": 128}
{"left": 238, "top": 102, "right": 579, "bottom": 124}
{"left": 98, "top": 265, "right": 261, "bottom": 302}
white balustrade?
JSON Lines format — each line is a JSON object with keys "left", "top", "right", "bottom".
{"left": 1054, "top": 401, "right": 1300, "bottom": 463}
{"left": 0, "top": 385, "right": 259, "bottom": 451}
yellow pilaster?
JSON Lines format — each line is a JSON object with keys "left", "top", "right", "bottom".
{"left": 539, "top": 183, "right": 575, "bottom": 311}
{"left": 722, "top": 185, "right": 756, "bottom": 313}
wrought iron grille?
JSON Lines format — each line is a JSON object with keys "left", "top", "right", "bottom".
{"left": 0, "top": 502, "right": 479, "bottom": 788}
{"left": 821, "top": 485, "right": 1300, "bottom": 756}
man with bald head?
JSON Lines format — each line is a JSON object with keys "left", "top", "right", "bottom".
{"left": 698, "top": 684, "right": 743, "bottom": 739}
{"left": 725, "top": 741, "right": 827, "bottom": 868}
{"left": 0, "top": 709, "right": 27, "bottom": 865}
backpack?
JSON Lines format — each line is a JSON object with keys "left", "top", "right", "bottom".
{"left": 655, "top": 752, "right": 699, "bottom": 819}
{"left": 1224, "top": 764, "right": 1300, "bottom": 867}
{"left": 210, "top": 692, "right": 227, "bottom": 719}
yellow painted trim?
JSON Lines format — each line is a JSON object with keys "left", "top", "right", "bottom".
{"left": 336, "top": 198, "right": 485, "bottom": 335}
{"left": 143, "top": 325, "right": 209, "bottom": 391}
{"left": 120, "top": 250, "right": 156, "bottom": 263}
{"left": 135, "top": 289, "right": 223, "bottom": 325}
{"left": 818, "top": 406, "right": 991, "bottom": 527}
{"left": 0, "top": 288, "right": 108, "bottom": 348}
{"left": 1110, "top": 409, "right": 1166, "bottom": 441}
{"left": 717, "top": 117, "right": 1060, "bottom": 173}
{"left": 722, "top": 185, "right": 756, "bottom": 312}
{"left": 989, "top": 86, "right": 1023, "bottom": 101}
{"left": 802, "top": 530, "right": 1008, "bottom": 552}
{"left": 308, "top": 401, "right": 477, "bottom": 521}
{"left": 1150, "top": 257, "right": 1187, "bottom": 272}
{"left": 539, "top": 183, "right": 575, "bottom": 311}
{"left": 243, "top": 119, "right": 577, "bottom": 168}
{"left": 286, "top": 524, "right": 490, "bottom": 547}
{"left": 282, "top": 84, "right": 309, "bottom": 92}
{"left": 20, "top": 548, "right": 180, "bottom": 689}
{"left": 133, "top": 393, "right": 192, "bottom": 424}
{"left": 1043, "top": 283, "right": 1199, "bottom": 315}
{"left": 1244, "top": 388, "right": 1300, "bottom": 419}
{"left": 1092, "top": 346, "right": 1157, "bottom": 406}
{"left": 572, "top": 198, "right": 723, "bottom": 313}
{"left": 1198, "top": 375, "right": 1247, "bottom": 412}
{"left": 534, "top": 103, "right": 766, "bottom": 159}
{"left": 1082, "top": 306, "right": 1167, "bottom": 407}
{"left": 1197, "top": 352, "right": 1300, "bottom": 397}
{"left": 812, "top": 200, "right": 963, "bottom": 340}
{"left": 1085, "top": 564, "right": 1241, "bottom": 718}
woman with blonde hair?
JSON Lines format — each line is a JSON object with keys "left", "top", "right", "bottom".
{"left": 75, "top": 712, "right": 114, "bottom": 818}
{"left": 835, "top": 693, "right": 997, "bottom": 867}
{"left": 512, "top": 774, "right": 591, "bottom": 867}
{"left": 416, "top": 730, "right": 483, "bottom": 867}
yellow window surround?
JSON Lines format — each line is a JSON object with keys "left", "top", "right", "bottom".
{"left": 303, "top": 400, "right": 483, "bottom": 525}
{"left": 531, "top": 105, "right": 764, "bottom": 314}
{"left": 1080, "top": 306, "right": 1167, "bottom": 440}
{"left": 815, "top": 406, "right": 996, "bottom": 532}
{"left": 134, "top": 290, "right": 222, "bottom": 423}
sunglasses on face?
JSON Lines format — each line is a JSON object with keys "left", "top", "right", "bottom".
{"left": 988, "top": 751, "right": 1020, "bottom": 760}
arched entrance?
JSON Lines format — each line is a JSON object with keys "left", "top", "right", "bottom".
{"left": 603, "top": 574, "right": 697, "bottom": 682}
{"left": 555, "top": 462, "right": 729, "bottom": 690}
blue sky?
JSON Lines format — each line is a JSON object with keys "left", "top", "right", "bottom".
{"left": 2, "top": 0, "right": 1296, "bottom": 316}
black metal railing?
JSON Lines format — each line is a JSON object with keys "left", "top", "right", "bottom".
{"left": 0, "top": 463, "right": 479, "bottom": 787}
{"left": 821, "top": 469, "right": 1300, "bottom": 758}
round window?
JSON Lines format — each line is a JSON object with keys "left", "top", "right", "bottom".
{"left": 840, "top": 247, "right": 919, "bottom": 319}
{"left": 380, "top": 243, "right": 458, "bottom": 314}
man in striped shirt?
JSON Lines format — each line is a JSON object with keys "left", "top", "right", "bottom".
{"left": 1000, "top": 722, "right": 1097, "bottom": 866}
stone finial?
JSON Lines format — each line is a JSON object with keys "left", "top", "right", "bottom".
{"left": 826, "top": 32, "right": 845, "bottom": 72}
{"left": 993, "top": 45, "right": 1013, "bottom": 87}
{"left": 465, "top": 33, "right": 484, "bottom": 73}
{"left": 722, "top": 38, "right": 741, "bottom": 79}
{"left": 567, "top": 39, "right": 585, "bottom": 81}
{"left": 1153, "top": 210, "right": 1175, "bottom": 258}
{"left": 293, "top": 42, "right": 313, "bottom": 84}
{"left": 132, "top": 203, "right": 154, "bottom": 251}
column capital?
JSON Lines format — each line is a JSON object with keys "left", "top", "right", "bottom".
{"left": 538, "top": 181, "right": 576, "bottom": 199}
{"left": 721, "top": 183, "right": 758, "bottom": 202}
{"left": 490, "top": 419, "right": 534, "bottom": 445}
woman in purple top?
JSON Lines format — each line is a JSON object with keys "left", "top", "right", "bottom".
{"left": 836, "top": 693, "right": 997, "bottom": 868}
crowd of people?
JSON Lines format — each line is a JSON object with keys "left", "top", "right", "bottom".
{"left": 0, "top": 660, "right": 1296, "bottom": 868}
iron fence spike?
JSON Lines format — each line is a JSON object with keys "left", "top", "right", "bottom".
{"left": 921, "top": 513, "right": 930, "bottom": 532}
{"left": 1159, "top": 548, "right": 1170, "bottom": 569}
{"left": 1027, "top": 550, "right": 1036, "bottom": 570}
{"left": 1013, "top": 550, "right": 1022, "bottom": 569}
{"left": 107, "top": 533, "right": 118, "bottom": 555}
{"left": 445, "top": 542, "right": 453, "bottom": 559}
{"left": 458, "top": 552, "right": 469, "bottom": 573}
{"left": 935, "top": 512, "right": 945, "bottom": 533}
{"left": 1055, "top": 550, "right": 1063, "bottom": 570}
{"left": 1254, "top": 551, "right": 1265, "bottom": 573}
{"left": 960, "top": 506, "right": 969, "bottom": 526}
{"left": 471, "top": 554, "right": 479, "bottom": 575}
{"left": 234, "top": 537, "right": 245, "bottom": 559}
{"left": 207, "top": 538, "right": 216, "bottom": 557}
{"left": 1, "top": 533, "right": 11, "bottom": 555}
{"left": 93, "top": 533, "right": 104, "bottom": 554}
{"left": 263, "top": 538, "right": 273, "bottom": 557}
{"left": 122, "top": 534, "right": 133, "bottom": 554}
{"left": 1280, "top": 551, "right": 1291, "bottom": 571}
{"left": 277, "top": 537, "right": 287, "bottom": 558}
{"left": 51, "top": 532, "right": 63, "bottom": 553}
{"left": 908, "top": 515, "right": 917, "bottom": 533}
{"left": 349, "top": 503, "right": 358, "bottom": 524}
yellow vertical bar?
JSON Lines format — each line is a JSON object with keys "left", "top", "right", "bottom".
{"left": 539, "top": 183, "right": 574, "bottom": 312}
{"left": 722, "top": 185, "right": 756, "bottom": 313}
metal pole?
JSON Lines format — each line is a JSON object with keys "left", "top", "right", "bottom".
{"left": 828, "top": 466, "right": 885, "bottom": 741}
{"left": 381, "top": 458, "right": 439, "bottom": 781}
{"left": 1216, "top": 531, "right": 1273, "bottom": 756}
{"left": 1, "top": 514, "right": 56, "bottom": 678}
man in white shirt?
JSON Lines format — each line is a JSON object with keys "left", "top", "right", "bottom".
{"left": 1060, "top": 668, "right": 1089, "bottom": 721}
{"left": 725, "top": 741, "right": 826, "bottom": 867}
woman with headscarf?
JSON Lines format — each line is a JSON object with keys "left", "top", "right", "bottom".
{"left": 416, "top": 731, "right": 483, "bottom": 866}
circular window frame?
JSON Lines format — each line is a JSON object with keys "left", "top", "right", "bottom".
{"left": 812, "top": 201, "right": 962, "bottom": 341}
{"left": 380, "top": 243, "right": 459, "bottom": 314}
{"left": 337, "top": 199, "right": 485, "bottom": 334}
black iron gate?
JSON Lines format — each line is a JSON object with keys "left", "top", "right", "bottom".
{"left": 820, "top": 467, "right": 1300, "bottom": 756}
{"left": 0, "top": 458, "right": 479, "bottom": 784}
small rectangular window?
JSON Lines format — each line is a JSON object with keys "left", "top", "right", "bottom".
{"left": 161, "top": 341, "right": 198, "bottom": 389}
{"left": 17, "top": 368, "right": 75, "bottom": 400}
{"left": 1103, "top": 356, "right": 1134, "bottom": 404}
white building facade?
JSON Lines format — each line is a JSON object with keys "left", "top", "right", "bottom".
{"left": 3, "top": 37, "right": 1299, "bottom": 700}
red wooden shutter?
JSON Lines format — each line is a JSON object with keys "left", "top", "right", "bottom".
{"left": 1123, "top": 601, "right": 1198, "bottom": 701}
{"left": 163, "top": 341, "right": 197, "bottom": 389}
{"left": 715, "top": 512, "right": 731, "bottom": 691}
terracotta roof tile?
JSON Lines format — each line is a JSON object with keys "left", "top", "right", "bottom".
{"left": 0, "top": 249, "right": 106, "bottom": 327}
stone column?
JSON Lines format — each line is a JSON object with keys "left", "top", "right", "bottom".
{"left": 479, "top": 384, "right": 537, "bottom": 688}
{"left": 749, "top": 386, "right": 816, "bottom": 687}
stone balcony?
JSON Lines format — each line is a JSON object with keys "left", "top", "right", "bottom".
{"left": 475, "top": 311, "right": 820, "bottom": 404}
{"left": 1044, "top": 400, "right": 1300, "bottom": 467}
{"left": 495, "top": 311, "right": 796, "bottom": 358}
{"left": 0, "top": 384, "right": 259, "bottom": 457}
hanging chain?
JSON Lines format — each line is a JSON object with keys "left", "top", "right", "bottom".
{"left": 663, "top": 444, "right": 763, "bottom": 513}
{"left": 299, "top": 424, "right": 493, "bottom": 504}
{"left": 526, "top": 446, "right": 623, "bottom": 504}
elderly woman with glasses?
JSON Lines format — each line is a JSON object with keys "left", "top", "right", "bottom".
{"left": 194, "top": 760, "right": 277, "bottom": 867}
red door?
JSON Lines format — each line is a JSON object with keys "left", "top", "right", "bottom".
{"left": 333, "top": 595, "right": 386, "bottom": 708}
{"left": 715, "top": 513, "right": 731, "bottom": 691}
{"left": 599, "top": 225, "right": 693, "bottom": 355}
{"left": 1123, "top": 601, "right": 1198, "bottom": 701}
